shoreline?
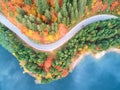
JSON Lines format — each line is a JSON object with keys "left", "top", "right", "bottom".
{"left": 70, "top": 48, "right": 120, "bottom": 71}
{"left": 19, "top": 48, "right": 120, "bottom": 84}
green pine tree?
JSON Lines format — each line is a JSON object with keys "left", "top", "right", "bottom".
{"left": 75, "top": 9, "right": 79, "bottom": 19}
{"left": 67, "top": 3, "right": 72, "bottom": 15}
{"left": 57, "top": 12, "right": 62, "bottom": 23}
{"left": 45, "top": 10, "right": 51, "bottom": 21}
{"left": 54, "top": 23, "right": 58, "bottom": 32}
{"left": 41, "top": 0, "right": 49, "bottom": 12}
{"left": 24, "top": 0, "right": 32, "bottom": 5}
{"left": 66, "top": 17, "right": 70, "bottom": 25}
{"left": 37, "top": 18, "right": 42, "bottom": 24}
{"left": 54, "top": 0, "right": 60, "bottom": 12}
{"left": 62, "top": 17, "right": 67, "bottom": 25}
{"left": 61, "top": 3, "right": 67, "bottom": 17}
{"left": 29, "top": 14, "right": 36, "bottom": 23}
{"left": 16, "top": 7, "right": 26, "bottom": 17}
{"left": 78, "top": 0, "right": 87, "bottom": 15}
{"left": 35, "top": 0, "right": 49, "bottom": 14}
{"left": 73, "top": 0, "right": 77, "bottom": 9}
{"left": 22, "top": 18, "right": 27, "bottom": 26}
{"left": 70, "top": 7, "right": 75, "bottom": 23}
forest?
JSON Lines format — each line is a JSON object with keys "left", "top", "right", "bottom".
{"left": 0, "top": 17, "right": 120, "bottom": 83}
{"left": 0, "top": 0, "right": 120, "bottom": 44}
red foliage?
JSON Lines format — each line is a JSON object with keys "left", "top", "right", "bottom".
{"left": 62, "top": 69, "right": 69, "bottom": 77}
{"left": 44, "top": 57, "right": 53, "bottom": 72}
{"left": 58, "top": 24, "right": 68, "bottom": 38}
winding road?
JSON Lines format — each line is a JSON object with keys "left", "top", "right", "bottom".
{"left": 0, "top": 14, "right": 117, "bottom": 52}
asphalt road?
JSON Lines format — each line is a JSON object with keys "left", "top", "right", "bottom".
{"left": 0, "top": 14, "right": 117, "bottom": 52}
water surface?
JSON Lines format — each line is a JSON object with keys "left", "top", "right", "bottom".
{"left": 0, "top": 46, "right": 120, "bottom": 90}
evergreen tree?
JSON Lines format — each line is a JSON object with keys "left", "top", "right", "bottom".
{"left": 37, "top": 23, "right": 46, "bottom": 32}
{"left": 16, "top": 15, "right": 23, "bottom": 22}
{"left": 75, "top": 9, "right": 79, "bottom": 20}
{"left": 54, "top": 0, "right": 60, "bottom": 12}
{"left": 29, "top": 14, "right": 36, "bottom": 23}
{"left": 70, "top": 7, "right": 75, "bottom": 23}
{"left": 46, "top": 25, "right": 51, "bottom": 31}
{"left": 31, "top": 23, "right": 37, "bottom": 31}
{"left": 57, "top": 12, "right": 62, "bottom": 23}
{"left": 16, "top": 7, "right": 26, "bottom": 17}
{"left": 36, "top": 18, "right": 42, "bottom": 24}
{"left": 54, "top": 23, "right": 58, "bottom": 32}
{"left": 66, "top": 17, "right": 70, "bottom": 25}
{"left": 62, "top": 17, "right": 67, "bottom": 25}
{"left": 61, "top": 3, "right": 67, "bottom": 17}
{"left": 35, "top": 0, "right": 42, "bottom": 14}
{"left": 41, "top": 0, "right": 49, "bottom": 12}
{"left": 73, "top": 0, "right": 77, "bottom": 9}
{"left": 63, "top": 0, "right": 67, "bottom": 3}
{"left": 22, "top": 18, "right": 27, "bottom": 26}
{"left": 45, "top": 10, "right": 51, "bottom": 21}
{"left": 86, "top": 0, "right": 92, "bottom": 10}
{"left": 24, "top": 0, "right": 32, "bottom": 5}
{"left": 78, "top": 0, "right": 87, "bottom": 15}
{"left": 27, "top": 20, "right": 33, "bottom": 30}
{"left": 67, "top": 2, "right": 72, "bottom": 14}
{"left": 35, "top": 0, "right": 49, "bottom": 14}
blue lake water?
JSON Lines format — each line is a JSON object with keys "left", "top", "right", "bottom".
{"left": 0, "top": 45, "right": 120, "bottom": 90}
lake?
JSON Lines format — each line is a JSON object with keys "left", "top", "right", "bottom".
{"left": 0, "top": 46, "right": 120, "bottom": 90}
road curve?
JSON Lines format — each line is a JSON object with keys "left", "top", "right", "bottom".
{"left": 0, "top": 14, "right": 117, "bottom": 52}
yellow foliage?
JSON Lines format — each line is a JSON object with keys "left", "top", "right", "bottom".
{"left": 118, "top": 12, "right": 120, "bottom": 15}
{"left": 28, "top": 30, "right": 34, "bottom": 37}
{"left": 35, "top": 74, "right": 42, "bottom": 81}
{"left": 54, "top": 33, "right": 59, "bottom": 40}
{"left": 84, "top": 45, "right": 88, "bottom": 50}
{"left": 45, "top": 73, "right": 52, "bottom": 78}
{"left": 48, "top": 35, "right": 55, "bottom": 42}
